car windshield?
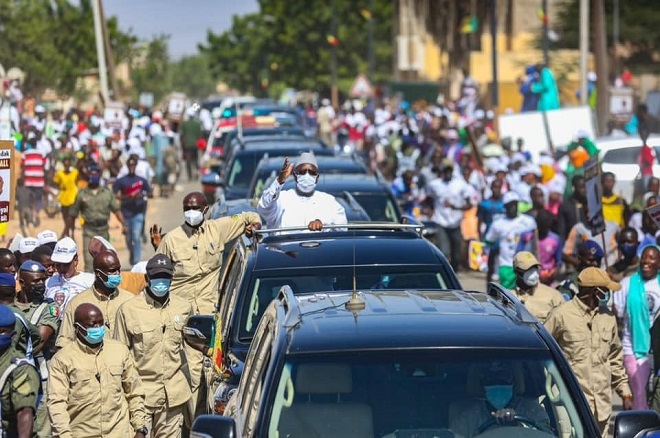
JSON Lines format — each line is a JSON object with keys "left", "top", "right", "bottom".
{"left": 267, "top": 350, "right": 585, "bottom": 438}
{"left": 239, "top": 266, "right": 450, "bottom": 340}
{"left": 227, "top": 154, "right": 260, "bottom": 188}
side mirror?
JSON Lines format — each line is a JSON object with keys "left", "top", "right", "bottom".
{"left": 191, "top": 414, "right": 236, "bottom": 438}
{"left": 614, "top": 410, "right": 660, "bottom": 438}
{"left": 183, "top": 315, "right": 215, "bottom": 351}
{"left": 201, "top": 172, "right": 225, "bottom": 187}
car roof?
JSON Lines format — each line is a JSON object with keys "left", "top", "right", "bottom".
{"left": 281, "top": 173, "right": 388, "bottom": 193}
{"left": 253, "top": 229, "right": 442, "bottom": 271}
{"left": 233, "top": 138, "right": 325, "bottom": 149}
{"left": 282, "top": 290, "right": 547, "bottom": 352}
{"left": 596, "top": 135, "right": 660, "bottom": 154}
{"left": 256, "top": 156, "right": 366, "bottom": 173}
{"left": 229, "top": 127, "right": 305, "bottom": 137}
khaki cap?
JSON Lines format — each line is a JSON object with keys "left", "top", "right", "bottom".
{"left": 513, "top": 252, "right": 540, "bottom": 271}
{"left": 577, "top": 267, "right": 622, "bottom": 291}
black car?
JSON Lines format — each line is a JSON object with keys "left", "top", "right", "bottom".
{"left": 188, "top": 285, "right": 660, "bottom": 438}
{"left": 209, "top": 127, "right": 308, "bottom": 165}
{"left": 278, "top": 173, "right": 403, "bottom": 223}
{"left": 184, "top": 225, "right": 461, "bottom": 414}
{"left": 203, "top": 139, "right": 334, "bottom": 203}
{"left": 247, "top": 155, "right": 369, "bottom": 200}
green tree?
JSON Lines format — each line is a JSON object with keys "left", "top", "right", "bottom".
{"left": 200, "top": 0, "right": 393, "bottom": 95}
{"left": 130, "top": 35, "right": 171, "bottom": 103}
{"left": 551, "top": 0, "right": 660, "bottom": 69}
{"left": 169, "top": 55, "right": 218, "bottom": 99}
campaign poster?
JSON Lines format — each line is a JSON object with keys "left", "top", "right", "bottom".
{"left": 0, "top": 141, "right": 14, "bottom": 223}
{"left": 584, "top": 156, "right": 605, "bottom": 235}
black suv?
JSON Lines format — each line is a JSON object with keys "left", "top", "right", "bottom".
{"left": 184, "top": 224, "right": 461, "bottom": 413}
{"left": 189, "top": 285, "right": 660, "bottom": 438}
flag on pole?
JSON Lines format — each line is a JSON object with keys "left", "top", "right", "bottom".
{"left": 537, "top": 8, "right": 549, "bottom": 24}
{"left": 211, "top": 315, "right": 223, "bottom": 373}
{"left": 326, "top": 34, "right": 340, "bottom": 46}
{"left": 460, "top": 16, "right": 479, "bottom": 34}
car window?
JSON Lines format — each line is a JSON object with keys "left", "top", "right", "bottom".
{"left": 268, "top": 350, "right": 586, "bottom": 438}
{"left": 602, "top": 146, "right": 640, "bottom": 165}
{"left": 240, "top": 266, "right": 450, "bottom": 340}
{"left": 352, "top": 193, "right": 401, "bottom": 222}
{"left": 228, "top": 155, "right": 258, "bottom": 188}
{"left": 219, "top": 249, "right": 245, "bottom": 337}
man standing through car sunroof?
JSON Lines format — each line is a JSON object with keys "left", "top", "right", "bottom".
{"left": 258, "top": 152, "right": 347, "bottom": 231}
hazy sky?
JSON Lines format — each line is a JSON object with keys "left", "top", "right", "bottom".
{"left": 104, "top": 0, "right": 260, "bottom": 59}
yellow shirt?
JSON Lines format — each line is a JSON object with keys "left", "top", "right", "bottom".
{"left": 113, "top": 291, "right": 193, "bottom": 408}
{"left": 156, "top": 212, "right": 261, "bottom": 314}
{"left": 56, "top": 286, "right": 134, "bottom": 348}
{"left": 47, "top": 338, "right": 147, "bottom": 438}
{"left": 544, "top": 298, "right": 631, "bottom": 421}
{"left": 511, "top": 283, "right": 565, "bottom": 323}
{"left": 602, "top": 195, "right": 626, "bottom": 228}
{"left": 53, "top": 169, "right": 79, "bottom": 207}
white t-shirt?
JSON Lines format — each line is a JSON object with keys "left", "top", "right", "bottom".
{"left": 45, "top": 272, "right": 95, "bottom": 318}
{"left": 485, "top": 215, "right": 537, "bottom": 267}
{"left": 427, "top": 177, "right": 474, "bottom": 228}
{"left": 613, "top": 276, "right": 660, "bottom": 356}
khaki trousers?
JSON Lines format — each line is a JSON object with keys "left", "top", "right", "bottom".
{"left": 145, "top": 403, "right": 185, "bottom": 438}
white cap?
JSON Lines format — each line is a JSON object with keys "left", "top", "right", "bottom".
{"left": 494, "top": 162, "right": 508, "bottom": 174}
{"left": 321, "top": 98, "right": 331, "bottom": 106}
{"left": 539, "top": 155, "right": 555, "bottom": 167}
{"left": 36, "top": 230, "right": 58, "bottom": 246}
{"left": 35, "top": 105, "right": 45, "bottom": 113}
{"left": 521, "top": 164, "right": 542, "bottom": 177}
{"left": 512, "top": 153, "right": 526, "bottom": 164}
{"left": 296, "top": 152, "right": 318, "bottom": 169}
{"left": 547, "top": 177, "right": 566, "bottom": 194}
{"left": 484, "top": 157, "right": 500, "bottom": 173}
{"left": 51, "top": 237, "right": 78, "bottom": 263}
{"left": 9, "top": 234, "right": 23, "bottom": 253}
{"left": 18, "top": 237, "right": 38, "bottom": 254}
{"left": 588, "top": 72, "right": 597, "bottom": 82}
{"left": 503, "top": 191, "right": 520, "bottom": 205}
{"left": 576, "top": 129, "right": 589, "bottom": 139}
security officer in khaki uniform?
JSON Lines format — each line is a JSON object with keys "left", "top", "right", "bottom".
{"left": 545, "top": 267, "right": 633, "bottom": 436}
{"left": 0, "top": 304, "right": 40, "bottom": 438}
{"left": 48, "top": 303, "right": 148, "bottom": 438}
{"left": 56, "top": 251, "right": 133, "bottom": 349}
{"left": 0, "top": 274, "right": 40, "bottom": 359}
{"left": 114, "top": 254, "right": 193, "bottom": 438}
{"left": 68, "top": 166, "right": 128, "bottom": 271}
{"left": 15, "top": 260, "right": 59, "bottom": 438}
{"left": 155, "top": 191, "right": 260, "bottom": 424}
{"left": 510, "top": 252, "right": 565, "bottom": 323}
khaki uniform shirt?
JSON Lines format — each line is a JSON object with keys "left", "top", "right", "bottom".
{"left": 156, "top": 212, "right": 261, "bottom": 314}
{"left": 68, "top": 187, "right": 119, "bottom": 229}
{"left": 113, "top": 291, "right": 193, "bottom": 408}
{"left": 544, "top": 298, "right": 632, "bottom": 421}
{"left": 0, "top": 346, "right": 40, "bottom": 436}
{"left": 48, "top": 338, "right": 147, "bottom": 438}
{"left": 511, "top": 283, "right": 565, "bottom": 323}
{"left": 56, "top": 286, "right": 134, "bottom": 348}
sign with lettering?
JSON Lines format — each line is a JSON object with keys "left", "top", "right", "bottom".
{"left": 0, "top": 141, "right": 13, "bottom": 223}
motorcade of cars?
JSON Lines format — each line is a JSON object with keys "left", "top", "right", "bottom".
{"left": 187, "top": 283, "right": 660, "bottom": 438}
{"left": 182, "top": 224, "right": 461, "bottom": 416}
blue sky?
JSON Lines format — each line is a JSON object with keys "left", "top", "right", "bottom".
{"left": 104, "top": 0, "right": 260, "bottom": 59}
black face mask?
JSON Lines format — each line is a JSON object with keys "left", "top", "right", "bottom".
{"left": 27, "top": 283, "right": 46, "bottom": 301}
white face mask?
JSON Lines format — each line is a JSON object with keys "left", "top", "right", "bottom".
{"left": 184, "top": 208, "right": 205, "bottom": 227}
{"left": 522, "top": 268, "right": 540, "bottom": 287}
{"left": 296, "top": 173, "right": 317, "bottom": 194}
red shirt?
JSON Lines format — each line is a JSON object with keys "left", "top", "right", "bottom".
{"left": 22, "top": 150, "right": 46, "bottom": 187}
{"left": 640, "top": 144, "right": 656, "bottom": 177}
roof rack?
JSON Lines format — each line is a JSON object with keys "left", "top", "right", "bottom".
{"left": 486, "top": 282, "right": 538, "bottom": 324}
{"left": 276, "top": 285, "right": 301, "bottom": 327}
{"left": 254, "top": 223, "right": 424, "bottom": 235}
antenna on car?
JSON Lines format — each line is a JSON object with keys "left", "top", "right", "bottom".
{"left": 345, "top": 230, "right": 365, "bottom": 315}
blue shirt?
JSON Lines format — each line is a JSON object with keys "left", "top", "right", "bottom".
{"left": 477, "top": 198, "right": 505, "bottom": 234}
{"left": 112, "top": 174, "right": 150, "bottom": 217}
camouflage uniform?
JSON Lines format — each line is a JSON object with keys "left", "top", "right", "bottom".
{"left": 69, "top": 187, "right": 120, "bottom": 271}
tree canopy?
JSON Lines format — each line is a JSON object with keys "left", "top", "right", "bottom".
{"left": 551, "top": 0, "right": 660, "bottom": 69}
{"left": 199, "top": 0, "right": 393, "bottom": 95}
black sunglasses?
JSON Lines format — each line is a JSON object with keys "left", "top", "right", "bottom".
{"left": 295, "top": 169, "right": 318, "bottom": 177}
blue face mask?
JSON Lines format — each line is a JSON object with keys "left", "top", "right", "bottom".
{"left": 598, "top": 288, "right": 611, "bottom": 307}
{"left": 620, "top": 243, "right": 638, "bottom": 261}
{"left": 89, "top": 175, "right": 101, "bottom": 187}
{"left": 0, "top": 331, "right": 14, "bottom": 353}
{"left": 484, "top": 385, "right": 513, "bottom": 409}
{"left": 149, "top": 278, "right": 171, "bottom": 297}
{"left": 77, "top": 324, "right": 105, "bottom": 345}
{"left": 99, "top": 271, "right": 122, "bottom": 289}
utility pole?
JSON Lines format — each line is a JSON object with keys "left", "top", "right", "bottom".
{"left": 91, "top": 0, "right": 109, "bottom": 104}
{"left": 612, "top": 0, "right": 620, "bottom": 74}
{"left": 542, "top": 0, "right": 549, "bottom": 66}
{"left": 490, "top": 0, "right": 499, "bottom": 108}
{"left": 593, "top": 0, "right": 609, "bottom": 134}
{"left": 99, "top": 0, "right": 118, "bottom": 100}
{"left": 367, "top": 0, "right": 375, "bottom": 82}
{"left": 330, "top": 0, "right": 338, "bottom": 109}
{"left": 578, "top": 0, "right": 589, "bottom": 106}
